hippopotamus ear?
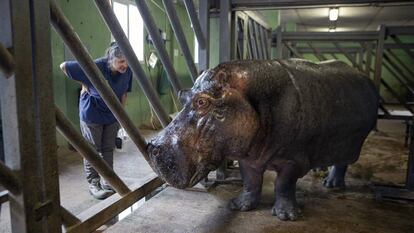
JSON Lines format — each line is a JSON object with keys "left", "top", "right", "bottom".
{"left": 178, "top": 89, "right": 192, "bottom": 105}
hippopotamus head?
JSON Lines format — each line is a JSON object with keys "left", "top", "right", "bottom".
{"left": 147, "top": 67, "right": 260, "bottom": 189}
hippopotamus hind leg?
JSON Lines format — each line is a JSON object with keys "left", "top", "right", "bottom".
{"left": 272, "top": 160, "right": 301, "bottom": 221}
{"left": 323, "top": 165, "right": 348, "bottom": 188}
{"left": 229, "top": 160, "right": 264, "bottom": 211}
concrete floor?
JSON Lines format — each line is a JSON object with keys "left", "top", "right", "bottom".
{"left": 1, "top": 120, "right": 414, "bottom": 232}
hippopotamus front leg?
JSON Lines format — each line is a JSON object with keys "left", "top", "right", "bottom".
{"left": 272, "top": 160, "right": 301, "bottom": 221}
{"left": 323, "top": 164, "right": 348, "bottom": 188}
{"left": 229, "top": 160, "right": 264, "bottom": 211}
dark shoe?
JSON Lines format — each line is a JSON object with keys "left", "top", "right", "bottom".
{"left": 89, "top": 179, "right": 113, "bottom": 200}
{"left": 101, "top": 179, "right": 115, "bottom": 193}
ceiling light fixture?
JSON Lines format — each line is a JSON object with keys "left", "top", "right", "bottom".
{"left": 329, "top": 28, "right": 336, "bottom": 32}
{"left": 329, "top": 8, "right": 339, "bottom": 21}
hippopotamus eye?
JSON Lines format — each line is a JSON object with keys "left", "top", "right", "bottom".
{"left": 196, "top": 98, "right": 210, "bottom": 108}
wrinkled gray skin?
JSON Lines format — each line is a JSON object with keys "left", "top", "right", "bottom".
{"left": 147, "top": 59, "right": 378, "bottom": 221}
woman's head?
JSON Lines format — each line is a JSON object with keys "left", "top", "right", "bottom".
{"left": 106, "top": 42, "right": 129, "bottom": 74}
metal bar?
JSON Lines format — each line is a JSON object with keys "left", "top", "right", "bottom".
{"left": 32, "top": 1, "right": 62, "bottom": 230}
{"left": 383, "top": 51, "right": 414, "bottom": 88}
{"left": 330, "top": 53, "right": 339, "bottom": 60}
{"left": 220, "top": 0, "right": 231, "bottom": 63}
{"left": 162, "top": 0, "right": 198, "bottom": 82}
{"left": 284, "top": 42, "right": 304, "bottom": 59}
{"left": 0, "top": 161, "right": 20, "bottom": 194}
{"left": 382, "top": 58, "right": 414, "bottom": 95}
{"left": 278, "top": 31, "right": 379, "bottom": 42}
{"left": 275, "top": 26, "right": 283, "bottom": 59}
{"left": 387, "top": 26, "right": 414, "bottom": 36}
{"left": 0, "top": 43, "right": 14, "bottom": 77}
{"left": 334, "top": 42, "right": 358, "bottom": 67}
{"left": 407, "top": 122, "right": 414, "bottom": 190}
{"left": 253, "top": 22, "right": 263, "bottom": 59}
{"left": 374, "top": 25, "right": 386, "bottom": 92}
{"left": 183, "top": 0, "right": 206, "bottom": 50}
{"left": 50, "top": 0, "right": 155, "bottom": 164}
{"left": 381, "top": 79, "right": 413, "bottom": 113}
{"left": 365, "top": 42, "right": 373, "bottom": 76}
{"left": 387, "top": 49, "right": 414, "bottom": 79}
{"left": 248, "top": 19, "right": 259, "bottom": 59}
{"left": 55, "top": 106, "right": 131, "bottom": 196}
{"left": 198, "top": 0, "right": 210, "bottom": 72}
{"left": 259, "top": 26, "right": 268, "bottom": 59}
{"left": 1, "top": 0, "right": 52, "bottom": 231}
{"left": 391, "top": 35, "right": 414, "bottom": 63}
{"left": 68, "top": 175, "right": 163, "bottom": 233}
{"left": 231, "top": 0, "right": 414, "bottom": 9}
{"left": 92, "top": 0, "right": 170, "bottom": 127}
{"left": 358, "top": 47, "right": 364, "bottom": 71}
{"left": 292, "top": 43, "right": 414, "bottom": 53}
{"left": 307, "top": 42, "right": 328, "bottom": 61}
{"left": 135, "top": 0, "right": 182, "bottom": 94}
{"left": 60, "top": 206, "right": 81, "bottom": 229}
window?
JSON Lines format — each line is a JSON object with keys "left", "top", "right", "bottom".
{"left": 113, "top": 0, "right": 144, "bottom": 61}
{"left": 194, "top": 35, "right": 199, "bottom": 64}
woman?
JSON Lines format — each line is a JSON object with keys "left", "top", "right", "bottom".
{"left": 60, "top": 42, "right": 132, "bottom": 200}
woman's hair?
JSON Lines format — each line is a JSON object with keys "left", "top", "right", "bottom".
{"left": 105, "top": 42, "right": 125, "bottom": 66}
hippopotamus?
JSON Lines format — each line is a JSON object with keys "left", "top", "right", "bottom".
{"left": 147, "top": 59, "right": 378, "bottom": 221}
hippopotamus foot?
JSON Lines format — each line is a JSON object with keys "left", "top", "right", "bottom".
{"left": 323, "top": 165, "right": 348, "bottom": 188}
{"left": 229, "top": 191, "right": 261, "bottom": 211}
{"left": 273, "top": 160, "right": 301, "bottom": 221}
{"left": 272, "top": 197, "right": 301, "bottom": 221}
{"left": 229, "top": 160, "right": 263, "bottom": 211}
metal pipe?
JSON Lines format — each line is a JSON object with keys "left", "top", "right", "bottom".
{"left": 60, "top": 206, "right": 81, "bottom": 229}
{"left": 248, "top": 19, "right": 258, "bottom": 59}
{"left": 253, "top": 22, "right": 263, "bottom": 59}
{"left": 50, "top": 0, "right": 154, "bottom": 165}
{"left": 387, "top": 49, "right": 414, "bottom": 79}
{"left": 183, "top": 0, "right": 206, "bottom": 49}
{"left": 92, "top": 0, "right": 171, "bottom": 127}
{"left": 0, "top": 161, "right": 20, "bottom": 194}
{"left": 55, "top": 106, "right": 131, "bottom": 195}
{"left": 198, "top": 0, "right": 210, "bottom": 71}
{"left": 392, "top": 35, "right": 414, "bottom": 62}
{"left": 307, "top": 42, "right": 327, "bottom": 61}
{"left": 374, "top": 25, "right": 386, "bottom": 91}
{"left": 333, "top": 42, "right": 358, "bottom": 67}
{"left": 275, "top": 26, "right": 283, "bottom": 59}
{"left": 259, "top": 26, "right": 268, "bottom": 59}
{"left": 383, "top": 52, "right": 414, "bottom": 89}
{"left": 284, "top": 42, "right": 304, "bottom": 59}
{"left": 162, "top": 0, "right": 198, "bottom": 82}
{"left": 134, "top": 0, "right": 182, "bottom": 94}
{"left": 0, "top": 43, "right": 14, "bottom": 78}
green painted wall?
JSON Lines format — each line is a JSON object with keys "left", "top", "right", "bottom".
{"left": 51, "top": 0, "right": 194, "bottom": 145}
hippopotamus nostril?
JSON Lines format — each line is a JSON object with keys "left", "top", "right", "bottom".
{"left": 151, "top": 146, "right": 160, "bottom": 157}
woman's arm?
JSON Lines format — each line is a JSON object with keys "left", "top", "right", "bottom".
{"left": 121, "top": 93, "right": 128, "bottom": 107}
{"left": 60, "top": 62, "right": 89, "bottom": 94}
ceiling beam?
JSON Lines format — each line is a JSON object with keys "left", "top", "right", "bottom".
{"left": 231, "top": 0, "right": 414, "bottom": 10}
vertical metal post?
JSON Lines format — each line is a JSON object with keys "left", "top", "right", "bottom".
{"left": 374, "top": 25, "right": 386, "bottom": 91}
{"left": 198, "top": 0, "right": 210, "bottom": 72}
{"left": 365, "top": 42, "right": 373, "bottom": 76}
{"left": 162, "top": 0, "right": 198, "bottom": 82}
{"left": 259, "top": 26, "right": 268, "bottom": 59}
{"left": 276, "top": 26, "right": 283, "bottom": 59}
{"left": 217, "top": 0, "right": 231, "bottom": 180}
{"left": 1, "top": 0, "right": 62, "bottom": 232}
{"left": 0, "top": 43, "right": 14, "bottom": 77}
{"left": 31, "top": 1, "right": 62, "bottom": 230}
{"left": 253, "top": 22, "right": 263, "bottom": 59}
{"left": 135, "top": 0, "right": 182, "bottom": 94}
{"left": 219, "top": 0, "right": 231, "bottom": 63}
{"left": 358, "top": 47, "right": 364, "bottom": 71}
{"left": 183, "top": 0, "right": 206, "bottom": 50}
{"left": 248, "top": 19, "right": 258, "bottom": 59}
{"left": 407, "top": 122, "right": 414, "bottom": 190}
